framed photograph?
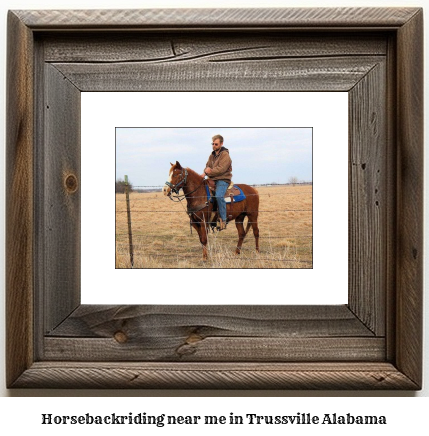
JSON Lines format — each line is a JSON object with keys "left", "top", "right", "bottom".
{"left": 113, "top": 125, "right": 315, "bottom": 271}
{"left": 6, "top": 8, "right": 423, "bottom": 389}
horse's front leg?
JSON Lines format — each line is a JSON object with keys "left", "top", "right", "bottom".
{"left": 193, "top": 222, "right": 208, "bottom": 260}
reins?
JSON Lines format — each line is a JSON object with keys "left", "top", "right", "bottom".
{"left": 166, "top": 168, "right": 206, "bottom": 203}
{"left": 167, "top": 179, "right": 206, "bottom": 203}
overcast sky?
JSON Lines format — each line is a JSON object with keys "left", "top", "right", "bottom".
{"left": 116, "top": 127, "right": 312, "bottom": 188}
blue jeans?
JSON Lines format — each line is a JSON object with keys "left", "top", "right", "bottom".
{"left": 215, "top": 180, "right": 229, "bottom": 222}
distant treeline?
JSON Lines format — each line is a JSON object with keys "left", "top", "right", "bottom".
{"left": 115, "top": 178, "right": 133, "bottom": 193}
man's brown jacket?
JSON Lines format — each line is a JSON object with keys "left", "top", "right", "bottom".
{"left": 205, "top": 147, "right": 232, "bottom": 181}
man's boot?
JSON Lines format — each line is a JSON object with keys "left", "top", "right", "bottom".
{"left": 217, "top": 218, "right": 227, "bottom": 231}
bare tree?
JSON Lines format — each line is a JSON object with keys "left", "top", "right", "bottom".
{"left": 288, "top": 176, "right": 299, "bottom": 186}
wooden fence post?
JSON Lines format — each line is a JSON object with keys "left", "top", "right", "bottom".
{"left": 124, "top": 175, "right": 134, "bottom": 267}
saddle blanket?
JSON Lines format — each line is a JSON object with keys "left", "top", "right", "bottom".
{"left": 205, "top": 184, "right": 246, "bottom": 203}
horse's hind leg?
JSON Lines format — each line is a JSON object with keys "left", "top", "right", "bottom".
{"left": 247, "top": 214, "right": 260, "bottom": 253}
{"left": 235, "top": 215, "right": 247, "bottom": 255}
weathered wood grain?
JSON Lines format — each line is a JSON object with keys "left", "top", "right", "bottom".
{"left": 6, "top": 11, "right": 34, "bottom": 389}
{"left": 47, "top": 305, "right": 374, "bottom": 338}
{"left": 13, "top": 8, "right": 420, "bottom": 29}
{"left": 33, "top": 37, "right": 46, "bottom": 361}
{"left": 11, "top": 362, "right": 419, "bottom": 390}
{"left": 44, "top": 337, "right": 385, "bottom": 362}
{"left": 384, "top": 33, "right": 398, "bottom": 365}
{"left": 52, "top": 56, "right": 384, "bottom": 92}
{"left": 348, "top": 62, "right": 386, "bottom": 335}
{"left": 43, "top": 64, "right": 81, "bottom": 333}
{"left": 44, "top": 305, "right": 380, "bottom": 362}
{"left": 42, "top": 33, "right": 387, "bottom": 63}
{"left": 395, "top": 9, "right": 423, "bottom": 388}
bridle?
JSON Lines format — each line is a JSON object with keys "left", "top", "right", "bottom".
{"left": 165, "top": 168, "right": 188, "bottom": 195}
{"left": 165, "top": 168, "right": 206, "bottom": 203}
{"left": 165, "top": 167, "right": 208, "bottom": 211}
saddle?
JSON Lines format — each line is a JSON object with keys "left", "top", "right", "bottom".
{"left": 205, "top": 180, "right": 245, "bottom": 229}
{"left": 206, "top": 179, "right": 241, "bottom": 200}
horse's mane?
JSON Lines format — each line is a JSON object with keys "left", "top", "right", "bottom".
{"left": 185, "top": 167, "right": 204, "bottom": 181}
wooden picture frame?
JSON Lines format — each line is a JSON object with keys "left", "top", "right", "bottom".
{"left": 6, "top": 7, "right": 423, "bottom": 389}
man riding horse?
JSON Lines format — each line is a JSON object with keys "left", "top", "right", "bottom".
{"left": 201, "top": 134, "right": 232, "bottom": 231}
{"left": 164, "top": 134, "right": 259, "bottom": 260}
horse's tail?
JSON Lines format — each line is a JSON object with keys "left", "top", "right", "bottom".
{"left": 245, "top": 219, "right": 252, "bottom": 235}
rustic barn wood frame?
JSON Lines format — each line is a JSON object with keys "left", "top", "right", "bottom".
{"left": 6, "top": 8, "right": 423, "bottom": 390}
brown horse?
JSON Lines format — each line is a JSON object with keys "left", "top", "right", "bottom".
{"left": 163, "top": 161, "right": 259, "bottom": 260}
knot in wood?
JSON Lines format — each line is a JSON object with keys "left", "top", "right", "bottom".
{"left": 114, "top": 331, "right": 128, "bottom": 343}
{"left": 65, "top": 174, "right": 78, "bottom": 193}
{"left": 186, "top": 333, "right": 203, "bottom": 344}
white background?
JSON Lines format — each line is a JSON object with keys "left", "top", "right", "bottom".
{"left": 82, "top": 92, "right": 348, "bottom": 305}
{"left": 0, "top": 0, "right": 427, "bottom": 426}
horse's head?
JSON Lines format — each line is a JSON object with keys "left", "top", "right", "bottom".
{"left": 163, "top": 161, "right": 188, "bottom": 196}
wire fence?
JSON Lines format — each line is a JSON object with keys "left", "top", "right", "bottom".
{"left": 129, "top": 181, "right": 313, "bottom": 189}
{"left": 116, "top": 182, "right": 313, "bottom": 269}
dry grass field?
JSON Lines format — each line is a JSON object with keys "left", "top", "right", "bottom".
{"left": 116, "top": 184, "right": 312, "bottom": 269}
